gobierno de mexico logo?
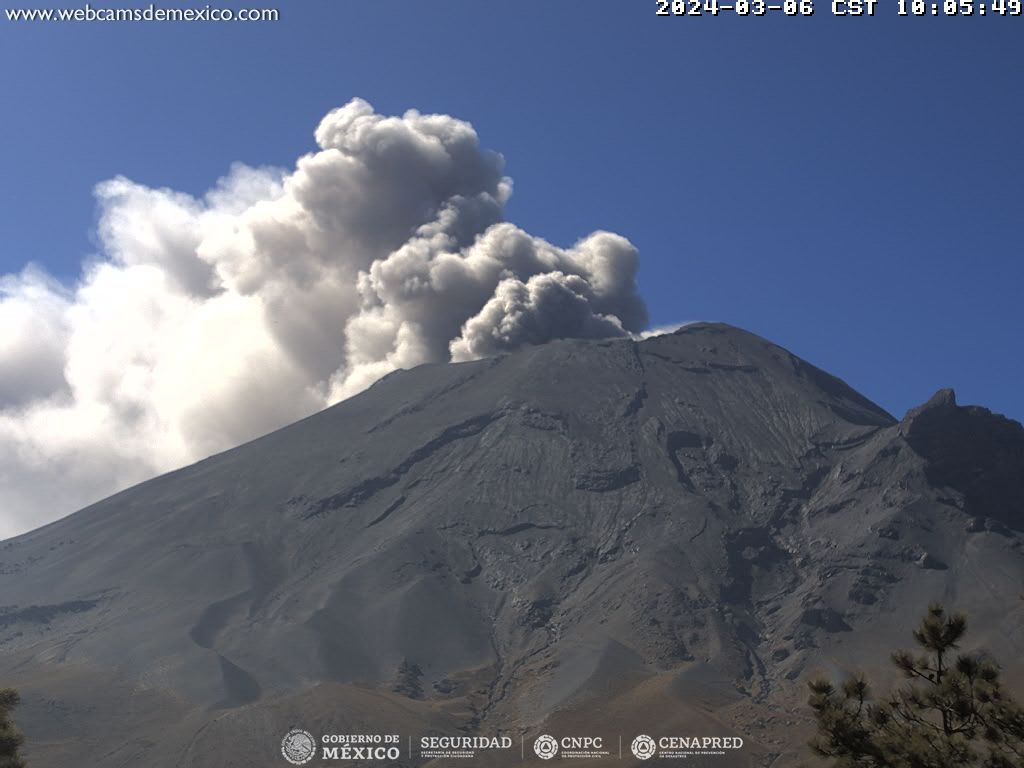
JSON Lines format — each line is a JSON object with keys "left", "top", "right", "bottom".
{"left": 281, "top": 728, "right": 317, "bottom": 765}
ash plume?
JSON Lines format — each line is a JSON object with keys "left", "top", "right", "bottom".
{"left": 0, "top": 98, "right": 647, "bottom": 538}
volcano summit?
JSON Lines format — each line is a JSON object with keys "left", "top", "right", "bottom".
{"left": 1, "top": 323, "right": 1022, "bottom": 767}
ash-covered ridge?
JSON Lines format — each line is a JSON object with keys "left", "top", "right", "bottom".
{"left": 1, "top": 323, "right": 1022, "bottom": 768}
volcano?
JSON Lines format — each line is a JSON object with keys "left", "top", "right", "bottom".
{"left": 2, "top": 323, "right": 1022, "bottom": 767}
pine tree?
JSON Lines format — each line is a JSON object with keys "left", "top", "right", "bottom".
{"left": 807, "top": 604, "right": 1024, "bottom": 768}
{"left": 0, "top": 687, "right": 26, "bottom": 768}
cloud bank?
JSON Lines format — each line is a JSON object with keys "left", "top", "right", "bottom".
{"left": 0, "top": 99, "right": 647, "bottom": 539}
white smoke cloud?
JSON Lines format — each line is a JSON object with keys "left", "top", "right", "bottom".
{"left": 0, "top": 98, "right": 647, "bottom": 539}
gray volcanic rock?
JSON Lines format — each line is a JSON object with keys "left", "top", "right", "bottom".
{"left": 1, "top": 323, "right": 1022, "bottom": 768}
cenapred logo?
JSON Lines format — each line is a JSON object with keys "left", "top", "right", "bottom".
{"left": 534, "top": 734, "right": 559, "bottom": 760}
{"left": 630, "top": 734, "right": 744, "bottom": 760}
{"left": 631, "top": 734, "right": 657, "bottom": 761}
{"left": 281, "top": 729, "right": 317, "bottom": 765}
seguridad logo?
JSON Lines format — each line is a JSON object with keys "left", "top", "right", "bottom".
{"left": 418, "top": 735, "right": 514, "bottom": 760}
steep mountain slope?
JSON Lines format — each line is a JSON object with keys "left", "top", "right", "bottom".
{"left": 1, "top": 323, "right": 1022, "bottom": 767}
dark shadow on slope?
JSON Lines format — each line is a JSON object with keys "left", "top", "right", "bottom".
{"left": 212, "top": 655, "right": 262, "bottom": 708}
{"left": 902, "top": 389, "right": 1024, "bottom": 531}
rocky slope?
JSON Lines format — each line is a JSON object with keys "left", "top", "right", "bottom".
{"left": 1, "top": 323, "right": 1022, "bottom": 767}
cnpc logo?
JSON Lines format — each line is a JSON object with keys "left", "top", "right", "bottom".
{"left": 534, "top": 734, "right": 605, "bottom": 760}
{"left": 533, "top": 735, "right": 559, "bottom": 759}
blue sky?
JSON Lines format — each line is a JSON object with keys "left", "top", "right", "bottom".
{"left": 2, "top": 2, "right": 1022, "bottom": 423}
